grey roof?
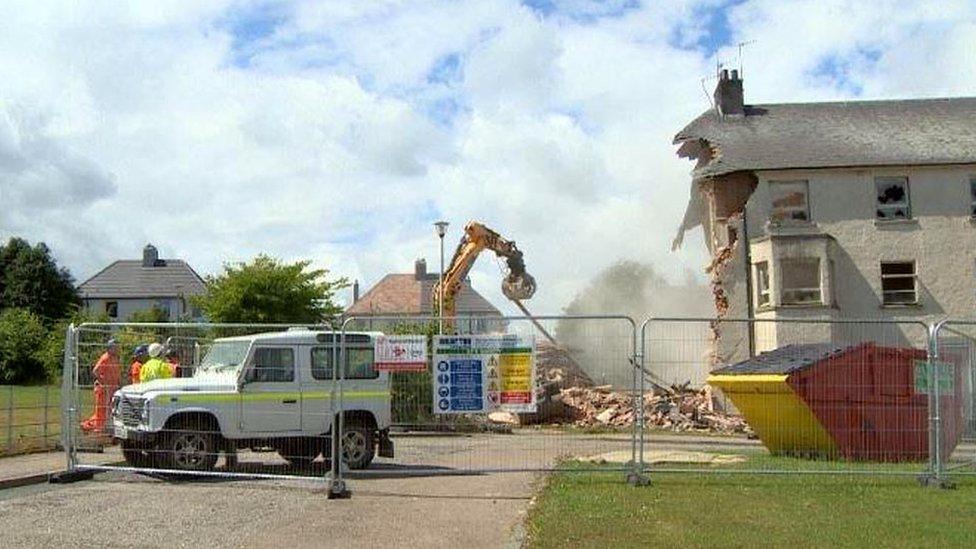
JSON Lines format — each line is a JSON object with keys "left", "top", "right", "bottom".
{"left": 712, "top": 343, "right": 855, "bottom": 375}
{"left": 78, "top": 260, "right": 206, "bottom": 299}
{"left": 345, "top": 273, "right": 502, "bottom": 316}
{"left": 674, "top": 97, "right": 976, "bottom": 178}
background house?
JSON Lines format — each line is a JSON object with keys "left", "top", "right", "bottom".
{"left": 345, "top": 258, "right": 502, "bottom": 332}
{"left": 78, "top": 244, "right": 206, "bottom": 321}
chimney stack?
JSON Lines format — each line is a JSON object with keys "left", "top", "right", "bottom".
{"left": 714, "top": 68, "right": 744, "bottom": 116}
{"left": 142, "top": 244, "right": 159, "bottom": 267}
{"left": 414, "top": 258, "right": 427, "bottom": 280}
{"left": 353, "top": 279, "right": 360, "bottom": 302}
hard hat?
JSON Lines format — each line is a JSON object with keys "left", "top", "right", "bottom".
{"left": 107, "top": 339, "right": 118, "bottom": 348}
{"left": 148, "top": 343, "right": 164, "bottom": 358}
{"left": 133, "top": 344, "right": 149, "bottom": 356}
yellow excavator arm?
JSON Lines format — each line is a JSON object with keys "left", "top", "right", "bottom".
{"left": 432, "top": 221, "right": 536, "bottom": 322}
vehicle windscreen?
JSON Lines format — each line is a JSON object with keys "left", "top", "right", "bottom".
{"left": 196, "top": 341, "right": 250, "bottom": 374}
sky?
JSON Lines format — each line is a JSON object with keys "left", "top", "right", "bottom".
{"left": 1, "top": 0, "right": 974, "bottom": 314}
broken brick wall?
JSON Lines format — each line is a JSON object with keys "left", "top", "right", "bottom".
{"left": 699, "top": 173, "right": 757, "bottom": 369}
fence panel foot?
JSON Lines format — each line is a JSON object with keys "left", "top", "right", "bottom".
{"left": 917, "top": 473, "right": 956, "bottom": 490}
{"left": 626, "top": 472, "right": 650, "bottom": 487}
{"left": 49, "top": 469, "right": 96, "bottom": 484}
{"left": 326, "top": 476, "right": 351, "bottom": 499}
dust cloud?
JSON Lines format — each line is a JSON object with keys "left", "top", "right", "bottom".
{"left": 554, "top": 261, "right": 713, "bottom": 389}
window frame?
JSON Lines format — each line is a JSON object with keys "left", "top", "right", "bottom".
{"left": 780, "top": 258, "right": 823, "bottom": 306}
{"left": 246, "top": 346, "right": 295, "bottom": 383}
{"left": 875, "top": 176, "right": 912, "bottom": 220}
{"left": 310, "top": 346, "right": 378, "bottom": 380}
{"left": 769, "top": 180, "right": 811, "bottom": 224}
{"left": 754, "top": 262, "right": 771, "bottom": 308}
{"left": 880, "top": 261, "right": 918, "bottom": 306}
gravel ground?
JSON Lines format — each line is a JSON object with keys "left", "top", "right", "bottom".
{"left": 0, "top": 431, "right": 644, "bottom": 549}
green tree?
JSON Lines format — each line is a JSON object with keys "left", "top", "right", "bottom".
{"left": 0, "top": 308, "right": 48, "bottom": 383}
{"left": 0, "top": 237, "right": 80, "bottom": 321}
{"left": 193, "top": 255, "right": 349, "bottom": 324}
{"left": 37, "top": 309, "right": 111, "bottom": 383}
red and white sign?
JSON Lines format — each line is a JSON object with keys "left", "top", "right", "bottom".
{"left": 374, "top": 335, "right": 427, "bottom": 372}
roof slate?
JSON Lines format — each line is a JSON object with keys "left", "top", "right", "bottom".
{"left": 345, "top": 273, "right": 501, "bottom": 316}
{"left": 78, "top": 260, "right": 206, "bottom": 299}
{"left": 675, "top": 97, "right": 976, "bottom": 178}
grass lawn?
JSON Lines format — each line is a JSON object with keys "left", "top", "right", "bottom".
{"left": 526, "top": 458, "right": 976, "bottom": 548}
{"left": 0, "top": 385, "right": 93, "bottom": 455}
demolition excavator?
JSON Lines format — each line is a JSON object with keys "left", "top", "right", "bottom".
{"left": 432, "top": 221, "right": 537, "bottom": 330}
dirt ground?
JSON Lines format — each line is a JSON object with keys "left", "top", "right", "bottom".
{"left": 0, "top": 431, "right": 755, "bottom": 548}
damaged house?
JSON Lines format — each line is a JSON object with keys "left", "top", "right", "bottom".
{"left": 673, "top": 69, "right": 976, "bottom": 365}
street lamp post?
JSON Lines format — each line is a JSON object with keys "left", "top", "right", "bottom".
{"left": 434, "top": 221, "right": 449, "bottom": 334}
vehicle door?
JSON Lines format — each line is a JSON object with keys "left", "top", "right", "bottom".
{"left": 240, "top": 345, "right": 302, "bottom": 433}
{"left": 302, "top": 345, "right": 338, "bottom": 434}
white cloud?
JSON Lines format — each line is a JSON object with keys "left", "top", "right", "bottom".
{"left": 0, "top": 0, "right": 973, "bottom": 315}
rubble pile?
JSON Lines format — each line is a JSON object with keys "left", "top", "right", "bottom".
{"left": 535, "top": 341, "right": 594, "bottom": 389}
{"left": 554, "top": 384, "right": 751, "bottom": 434}
{"left": 495, "top": 340, "right": 749, "bottom": 434}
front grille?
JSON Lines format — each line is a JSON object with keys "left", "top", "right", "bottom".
{"left": 118, "top": 397, "right": 145, "bottom": 427}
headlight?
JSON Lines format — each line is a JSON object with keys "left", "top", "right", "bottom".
{"left": 111, "top": 395, "right": 120, "bottom": 417}
{"left": 141, "top": 403, "right": 150, "bottom": 424}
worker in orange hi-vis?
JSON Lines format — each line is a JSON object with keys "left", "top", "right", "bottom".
{"left": 81, "top": 339, "right": 122, "bottom": 433}
{"left": 129, "top": 344, "right": 149, "bottom": 384}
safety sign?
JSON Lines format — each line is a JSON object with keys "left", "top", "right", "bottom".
{"left": 433, "top": 334, "right": 536, "bottom": 414}
{"left": 374, "top": 335, "right": 427, "bottom": 372}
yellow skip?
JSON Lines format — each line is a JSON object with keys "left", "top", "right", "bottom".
{"left": 708, "top": 374, "right": 838, "bottom": 457}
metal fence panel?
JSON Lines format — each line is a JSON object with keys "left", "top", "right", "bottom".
{"left": 932, "top": 320, "right": 976, "bottom": 478}
{"left": 639, "top": 317, "right": 938, "bottom": 479}
{"left": 337, "top": 315, "right": 640, "bottom": 483}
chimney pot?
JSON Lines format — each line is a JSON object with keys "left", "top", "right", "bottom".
{"left": 414, "top": 258, "right": 427, "bottom": 279}
{"left": 714, "top": 70, "right": 745, "bottom": 116}
{"left": 142, "top": 244, "right": 159, "bottom": 268}
{"left": 353, "top": 279, "right": 360, "bottom": 302}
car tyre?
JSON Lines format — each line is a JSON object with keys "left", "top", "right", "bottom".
{"left": 341, "top": 422, "right": 374, "bottom": 470}
{"left": 163, "top": 427, "right": 219, "bottom": 472}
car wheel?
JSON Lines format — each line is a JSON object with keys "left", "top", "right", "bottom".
{"left": 165, "top": 429, "right": 218, "bottom": 472}
{"left": 341, "top": 423, "right": 374, "bottom": 470}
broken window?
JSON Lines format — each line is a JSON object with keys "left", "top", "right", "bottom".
{"left": 881, "top": 261, "right": 917, "bottom": 305}
{"left": 755, "top": 262, "right": 771, "bottom": 307}
{"left": 769, "top": 180, "right": 810, "bottom": 223}
{"left": 875, "top": 176, "right": 911, "bottom": 220}
{"left": 970, "top": 177, "right": 976, "bottom": 217}
{"left": 781, "top": 259, "right": 822, "bottom": 305}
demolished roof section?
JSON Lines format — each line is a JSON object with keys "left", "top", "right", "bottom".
{"left": 673, "top": 97, "right": 976, "bottom": 179}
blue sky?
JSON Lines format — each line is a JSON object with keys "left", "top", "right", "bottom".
{"left": 1, "top": 0, "right": 974, "bottom": 313}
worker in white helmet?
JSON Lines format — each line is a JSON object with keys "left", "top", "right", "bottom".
{"left": 139, "top": 343, "right": 173, "bottom": 383}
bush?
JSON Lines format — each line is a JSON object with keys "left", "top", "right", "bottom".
{"left": 0, "top": 308, "right": 48, "bottom": 383}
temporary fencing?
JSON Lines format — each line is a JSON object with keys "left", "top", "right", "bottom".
{"left": 55, "top": 315, "right": 974, "bottom": 494}
{"left": 0, "top": 385, "right": 60, "bottom": 456}
{"left": 931, "top": 320, "right": 976, "bottom": 478}
{"left": 638, "top": 317, "right": 953, "bottom": 484}
{"left": 335, "top": 315, "right": 639, "bottom": 488}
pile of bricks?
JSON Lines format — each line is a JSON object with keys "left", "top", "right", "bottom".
{"left": 552, "top": 384, "right": 751, "bottom": 434}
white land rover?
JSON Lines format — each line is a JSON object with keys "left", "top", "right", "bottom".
{"left": 111, "top": 329, "right": 394, "bottom": 472}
